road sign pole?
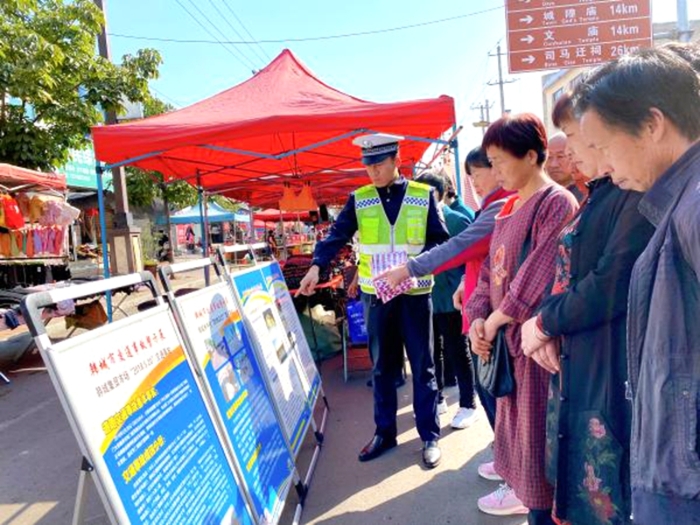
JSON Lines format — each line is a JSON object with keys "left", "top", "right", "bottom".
{"left": 678, "top": 0, "right": 691, "bottom": 42}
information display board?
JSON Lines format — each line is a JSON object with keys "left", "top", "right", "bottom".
{"left": 258, "top": 262, "right": 321, "bottom": 407}
{"left": 173, "top": 282, "right": 295, "bottom": 524}
{"left": 506, "top": 0, "right": 652, "bottom": 73}
{"left": 43, "top": 304, "right": 254, "bottom": 525}
{"left": 231, "top": 267, "right": 312, "bottom": 456}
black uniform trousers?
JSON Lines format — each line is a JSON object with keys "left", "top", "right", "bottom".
{"left": 433, "top": 311, "right": 476, "bottom": 409}
{"left": 362, "top": 292, "right": 440, "bottom": 442}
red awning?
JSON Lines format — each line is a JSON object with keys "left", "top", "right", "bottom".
{"left": 91, "top": 49, "right": 454, "bottom": 207}
{"left": 0, "top": 164, "right": 67, "bottom": 191}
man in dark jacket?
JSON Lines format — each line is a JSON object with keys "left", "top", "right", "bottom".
{"left": 577, "top": 47, "right": 700, "bottom": 525}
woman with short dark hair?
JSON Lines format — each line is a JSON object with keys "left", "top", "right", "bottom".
{"left": 465, "top": 113, "right": 578, "bottom": 523}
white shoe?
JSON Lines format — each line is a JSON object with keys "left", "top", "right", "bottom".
{"left": 450, "top": 407, "right": 480, "bottom": 429}
{"left": 478, "top": 461, "right": 504, "bottom": 481}
{"left": 437, "top": 399, "right": 448, "bottom": 415}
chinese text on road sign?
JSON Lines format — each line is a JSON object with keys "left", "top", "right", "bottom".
{"left": 506, "top": 0, "right": 653, "bottom": 73}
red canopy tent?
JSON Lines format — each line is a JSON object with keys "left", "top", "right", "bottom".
{"left": 0, "top": 163, "right": 67, "bottom": 191}
{"left": 91, "top": 49, "right": 456, "bottom": 207}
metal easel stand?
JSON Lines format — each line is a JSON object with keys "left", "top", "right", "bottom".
{"left": 217, "top": 244, "right": 330, "bottom": 525}
{"left": 72, "top": 456, "right": 94, "bottom": 525}
{"left": 21, "top": 272, "right": 161, "bottom": 525}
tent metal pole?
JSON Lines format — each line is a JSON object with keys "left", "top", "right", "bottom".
{"left": 451, "top": 125, "right": 462, "bottom": 198}
{"left": 199, "top": 129, "right": 367, "bottom": 161}
{"left": 196, "top": 172, "right": 210, "bottom": 286}
{"left": 102, "top": 149, "right": 167, "bottom": 170}
{"left": 95, "top": 163, "right": 113, "bottom": 321}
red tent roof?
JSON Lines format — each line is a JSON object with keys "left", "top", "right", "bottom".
{"left": 0, "top": 164, "right": 67, "bottom": 191}
{"left": 91, "top": 49, "right": 455, "bottom": 206}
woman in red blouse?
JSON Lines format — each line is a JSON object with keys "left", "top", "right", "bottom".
{"left": 465, "top": 114, "right": 578, "bottom": 524}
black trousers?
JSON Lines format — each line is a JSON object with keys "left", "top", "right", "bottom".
{"left": 363, "top": 293, "right": 440, "bottom": 442}
{"left": 433, "top": 311, "right": 476, "bottom": 408}
{"left": 528, "top": 509, "right": 555, "bottom": 525}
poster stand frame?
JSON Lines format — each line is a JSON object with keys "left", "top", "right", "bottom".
{"left": 20, "top": 272, "right": 162, "bottom": 525}
{"left": 217, "top": 244, "right": 329, "bottom": 523}
{"left": 21, "top": 272, "right": 258, "bottom": 525}
{"left": 159, "top": 257, "right": 308, "bottom": 521}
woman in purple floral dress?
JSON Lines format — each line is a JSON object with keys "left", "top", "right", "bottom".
{"left": 465, "top": 113, "right": 578, "bottom": 524}
{"left": 520, "top": 94, "right": 654, "bottom": 525}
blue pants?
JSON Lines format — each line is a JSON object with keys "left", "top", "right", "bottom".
{"left": 363, "top": 293, "right": 440, "bottom": 442}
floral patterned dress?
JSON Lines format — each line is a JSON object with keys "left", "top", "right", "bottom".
{"left": 539, "top": 177, "right": 655, "bottom": 525}
{"left": 466, "top": 183, "right": 578, "bottom": 510}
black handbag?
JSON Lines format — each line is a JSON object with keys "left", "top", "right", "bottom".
{"left": 475, "top": 326, "right": 515, "bottom": 397}
{"left": 473, "top": 187, "right": 551, "bottom": 397}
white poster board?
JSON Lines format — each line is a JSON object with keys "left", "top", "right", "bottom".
{"left": 43, "top": 304, "right": 254, "bottom": 525}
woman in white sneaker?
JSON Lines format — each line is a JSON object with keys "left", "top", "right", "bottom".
{"left": 465, "top": 114, "right": 578, "bottom": 524}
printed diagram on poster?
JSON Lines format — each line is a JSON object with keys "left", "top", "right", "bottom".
{"left": 45, "top": 304, "right": 254, "bottom": 525}
{"left": 232, "top": 267, "right": 313, "bottom": 455}
{"left": 259, "top": 262, "right": 321, "bottom": 405}
{"left": 506, "top": 0, "right": 652, "bottom": 73}
{"left": 174, "top": 282, "right": 295, "bottom": 525}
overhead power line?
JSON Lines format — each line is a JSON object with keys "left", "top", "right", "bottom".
{"left": 207, "top": 0, "right": 267, "bottom": 66}
{"left": 109, "top": 6, "right": 504, "bottom": 45}
{"left": 218, "top": 0, "right": 272, "bottom": 61}
{"left": 174, "top": 0, "right": 259, "bottom": 73}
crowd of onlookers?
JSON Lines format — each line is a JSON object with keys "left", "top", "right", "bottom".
{"left": 383, "top": 42, "right": 700, "bottom": 525}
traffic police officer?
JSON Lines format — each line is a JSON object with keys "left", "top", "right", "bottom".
{"left": 297, "top": 133, "right": 449, "bottom": 468}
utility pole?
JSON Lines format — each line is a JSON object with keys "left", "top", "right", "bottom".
{"left": 677, "top": 0, "right": 692, "bottom": 42}
{"left": 488, "top": 44, "right": 517, "bottom": 117}
{"left": 471, "top": 99, "right": 494, "bottom": 136}
{"left": 94, "top": 0, "right": 142, "bottom": 273}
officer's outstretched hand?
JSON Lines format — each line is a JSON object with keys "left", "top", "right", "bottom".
{"left": 296, "top": 265, "right": 320, "bottom": 297}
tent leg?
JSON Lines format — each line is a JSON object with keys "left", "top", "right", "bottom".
{"left": 96, "top": 165, "right": 112, "bottom": 321}
{"left": 196, "top": 176, "right": 210, "bottom": 286}
{"left": 452, "top": 126, "right": 462, "bottom": 197}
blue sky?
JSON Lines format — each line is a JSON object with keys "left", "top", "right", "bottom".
{"left": 106, "top": 0, "right": 698, "bottom": 151}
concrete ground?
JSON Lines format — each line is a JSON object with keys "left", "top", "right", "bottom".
{"left": 0, "top": 272, "right": 527, "bottom": 525}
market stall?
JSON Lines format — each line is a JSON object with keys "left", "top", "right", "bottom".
{"left": 0, "top": 163, "right": 78, "bottom": 288}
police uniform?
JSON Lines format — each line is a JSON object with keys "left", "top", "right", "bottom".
{"left": 311, "top": 134, "right": 449, "bottom": 467}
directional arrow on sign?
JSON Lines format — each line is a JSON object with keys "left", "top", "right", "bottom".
{"left": 519, "top": 0, "right": 531, "bottom": 3}
{"left": 521, "top": 55, "right": 536, "bottom": 64}
{"left": 519, "top": 14, "right": 534, "bottom": 24}
{"left": 520, "top": 34, "right": 535, "bottom": 44}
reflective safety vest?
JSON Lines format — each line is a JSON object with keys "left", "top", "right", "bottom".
{"left": 355, "top": 181, "right": 434, "bottom": 295}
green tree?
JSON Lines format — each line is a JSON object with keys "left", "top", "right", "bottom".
{"left": 0, "top": 0, "right": 162, "bottom": 170}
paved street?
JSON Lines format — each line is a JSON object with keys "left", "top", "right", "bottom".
{"left": 0, "top": 274, "right": 525, "bottom": 525}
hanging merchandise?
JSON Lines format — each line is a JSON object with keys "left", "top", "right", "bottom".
{"left": 2, "top": 194, "right": 25, "bottom": 229}
{"left": 16, "top": 192, "right": 30, "bottom": 219}
{"left": 29, "top": 195, "right": 46, "bottom": 223}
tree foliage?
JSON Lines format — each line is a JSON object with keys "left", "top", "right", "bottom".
{"left": 0, "top": 0, "right": 162, "bottom": 170}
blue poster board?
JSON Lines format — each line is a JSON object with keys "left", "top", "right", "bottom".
{"left": 44, "top": 305, "right": 254, "bottom": 524}
{"left": 231, "top": 267, "right": 312, "bottom": 456}
{"left": 173, "top": 283, "right": 294, "bottom": 524}
{"left": 258, "top": 262, "right": 322, "bottom": 408}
